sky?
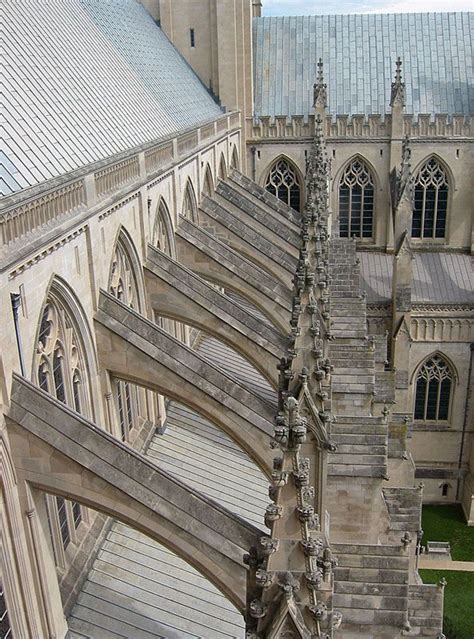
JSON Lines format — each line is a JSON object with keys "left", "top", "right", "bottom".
{"left": 263, "top": 0, "right": 473, "bottom": 14}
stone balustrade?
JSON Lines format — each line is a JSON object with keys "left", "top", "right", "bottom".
{"left": 247, "top": 112, "right": 473, "bottom": 141}
{"left": 0, "top": 112, "right": 240, "bottom": 247}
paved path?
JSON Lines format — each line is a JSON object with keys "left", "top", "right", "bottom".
{"left": 418, "top": 558, "right": 474, "bottom": 571}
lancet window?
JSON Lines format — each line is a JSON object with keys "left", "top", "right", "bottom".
{"left": 109, "top": 237, "right": 142, "bottom": 441}
{"left": 339, "top": 159, "right": 374, "bottom": 238}
{"left": 264, "top": 158, "right": 301, "bottom": 212}
{"left": 231, "top": 147, "right": 239, "bottom": 170}
{"left": 412, "top": 158, "right": 449, "bottom": 239}
{"left": 218, "top": 155, "right": 227, "bottom": 180}
{"left": 203, "top": 165, "right": 214, "bottom": 197}
{"left": 153, "top": 201, "right": 173, "bottom": 256}
{"left": 35, "top": 289, "right": 92, "bottom": 557}
{"left": 414, "top": 355, "right": 453, "bottom": 421}
{"left": 181, "top": 182, "right": 197, "bottom": 222}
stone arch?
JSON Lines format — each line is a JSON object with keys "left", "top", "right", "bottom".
{"left": 230, "top": 145, "right": 239, "bottom": 170}
{"left": 8, "top": 376, "right": 259, "bottom": 613}
{"left": 410, "top": 351, "right": 458, "bottom": 385}
{"left": 202, "top": 163, "right": 215, "bottom": 197}
{"left": 412, "top": 153, "right": 455, "bottom": 192}
{"left": 218, "top": 153, "right": 227, "bottom": 180}
{"left": 261, "top": 154, "right": 304, "bottom": 212}
{"left": 152, "top": 197, "right": 176, "bottom": 259}
{"left": 32, "top": 275, "right": 100, "bottom": 421}
{"left": 333, "top": 154, "right": 379, "bottom": 240}
{"left": 181, "top": 178, "right": 198, "bottom": 222}
{"left": 108, "top": 226, "right": 147, "bottom": 313}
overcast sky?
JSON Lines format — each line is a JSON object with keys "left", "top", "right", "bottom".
{"left": 263, "top": 0, "right": 473, "bottom": 14}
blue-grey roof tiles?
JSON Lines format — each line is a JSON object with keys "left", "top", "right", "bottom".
{"left": 1, "top": 0, "right": 223, "bottom": 196}
{"left": 253, "top": 13, "right": 473, "bottom": 118}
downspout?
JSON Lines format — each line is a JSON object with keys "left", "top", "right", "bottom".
{"left": 456, "top": 343, "right": 473, "bottom": 501}
{"left": 250, "top": 145, "right": 257, "bottom": 182}
{"left": 10, "top": 292, "right": 25, "bottom": 377}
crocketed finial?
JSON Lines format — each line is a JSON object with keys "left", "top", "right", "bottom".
{"left": 313, "top": 58, "right": 327, "bottom": 109}
{"left": 390, "top": 56, "right": 405, "bottom": 107}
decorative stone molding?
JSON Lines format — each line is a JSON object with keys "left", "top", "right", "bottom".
{"left": 410, "top": 317, "right": 473, "bottom": 341}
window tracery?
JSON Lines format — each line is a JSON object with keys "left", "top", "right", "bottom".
{"left": 264, "top": 158, "right": 301, "bottom": 212}
{"left": 414, "top": 354, "right": 453, "bottom": 421}
{"left": 412, "top": 158, "right": 449, "bottom": 239}
{"left": 109, "top": 236, "right": 142, "bottom": 441}
{"left": 35, "top": 290, "right": 92, "bottom": 560}
{"left": 109, "top": 240, "right": 139, "bottom": 309}
{"left": 339, "top": 159, "right": 374, "bottom": 238}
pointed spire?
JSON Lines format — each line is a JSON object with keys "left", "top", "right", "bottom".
{"left": 313, "top": 58, "right": 327, "bottom": 110}
{"left": 390, "top": 57, "right": 405, "bottom": 108}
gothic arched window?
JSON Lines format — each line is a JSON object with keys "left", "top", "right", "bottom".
{"left": 339, "top": 159, "right": 374, "bottom": 238}
{"left": 414, "top": 355, "right": 453, "bottom": 421}
{"left": 412, "top": 158, "right": 449, "bottom": 239}
{"left": 153, "top": 200, "right": 173, "bottom": 257}
{"left": 218, "top": 155, "right": 227, "bottom": 180}
{"left": 109, "top": 239, "right": 140, "bottom": 310}
{"left": 203, "top": 165, "right": 214, "bottom": 197}
{"left": 35, "top": 288, "right": 93, "bottom": 553}
{"left": 181, "top": 181, "right": 197, "bottom": 222}
{"left": 109, "top": 234, "right": 143, "bottom": 441}
{"left": 231, "top": 146, "right": 239, "bottom": 170}
{"left": 265, "top": 158, "right": 301, "bottom": 212}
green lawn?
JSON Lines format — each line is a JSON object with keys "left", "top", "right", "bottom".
{"left": 420, "top": 570, "right": 474, "bottom": 639}
{"left": 422, "top": 504, "right": 474, "bottom": 561}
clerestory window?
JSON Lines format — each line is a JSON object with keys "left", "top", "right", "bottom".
{"left": 414, "top": 354, "right": 453, "bottom": 422}
{"left": 339, "top": 159, "right": 374, "bottom": 239}
{"left": 35, "top": 290, "right": 92, "bottom": 558}
{"left": 265, "top": 158, "right": 302, "bottom": 212}
{"left": 412, "top": 158, "right": 449, "bottom": 239}
{"left": 109, "top": 237, "right": 142, "bottom": 441}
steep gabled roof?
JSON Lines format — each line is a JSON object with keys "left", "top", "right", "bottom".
{"left": 1, "top": 0, "right": 222, "bottom": 195}
{"left": 253, "top": 13, "right": 473, "bottom": 118}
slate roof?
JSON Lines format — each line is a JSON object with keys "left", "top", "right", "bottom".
{"left": 1, "top": 0, "right": 222, "bottom": 196}
{"left": 253, "top": 13, "right": 474, "bottom": 118}
{"left": 358, "top": 252, "right": 474, "bottom": 304}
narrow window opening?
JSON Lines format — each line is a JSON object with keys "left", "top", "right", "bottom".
{"left": 190, "top": 28, "right": 195, "bottom": 48}
{"left": 0, "top": 582, "right": 12, "bottom": 639}
{"left": 456, "top": 149, "right": 460, "bottom": 159}
{"left": 441, "top": 483, "right": 449, "bottom": 497}
{"left": 56, "top": 496, "right": 70, "bottom": 549}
